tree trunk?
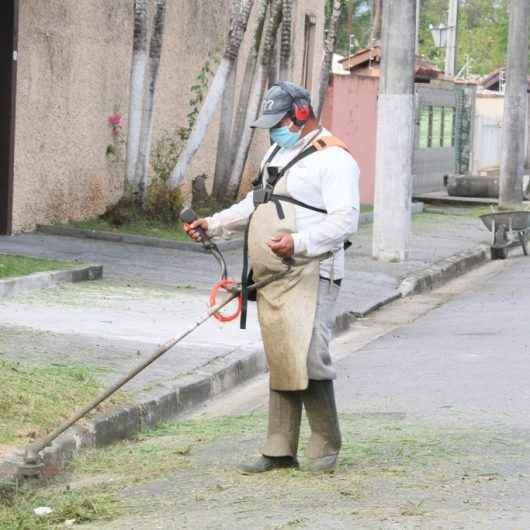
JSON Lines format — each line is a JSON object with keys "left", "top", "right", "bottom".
{"left": 168, "top": 0, "right": 255, "bottom": 188}
{"left": 316, "top": 0, "right": 342, "bottom": 119}
{"left": 126, "top": 0, "right": 149, "bottom": 191}
{"left": 226, "top": 0, "right": 283, "bottom": 198}
{"left": 279, "top": 0, "right": 293, "bottom": 79}
{"left": 213, "top": 0, "right": 270, "bottom": 200}
{"left": 370, "top": 0, "right": 383, "bottom": 45}
{"left": 212, "top": 66, "right": 238, "bottom": 201}
{"left": 346, "top": 1, "right": 355, "bottom": 54}
{"left": 372, "top": 0, "right": 416, "bottom": 262}
{"left": 268, "top": 35, "right": 279, "bottom": 84}
{"left": 212, "top": 1, "right": 241, "bottom": 202}
{"left": 135, "top": 0, "right": 168, "bottom": 204}
{"left": 499, "top": 0, "right": 529, "bottom": 209}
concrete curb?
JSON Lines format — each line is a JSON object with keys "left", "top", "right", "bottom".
{"left": 37, "top": 225, "right": 243, "bottom": 253}
{"left": 398, "top": 244, "right": 490, "bottom": 297}
{"left": 0, "top": 264, "right": 103, "bottom": 299}
{"left": 36, "top": 202, "right": 424, "bottom": 253}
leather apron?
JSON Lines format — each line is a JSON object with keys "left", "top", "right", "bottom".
{"left": 248, "top": 176, "right": 320, "bottom": 391}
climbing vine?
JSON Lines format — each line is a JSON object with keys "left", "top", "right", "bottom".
{"left": 178, "top": 51, "right": 219, "bottom": 141}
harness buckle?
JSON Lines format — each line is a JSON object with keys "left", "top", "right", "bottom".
{"left": 253, "top": 188, "right": 271, "bottom": 207}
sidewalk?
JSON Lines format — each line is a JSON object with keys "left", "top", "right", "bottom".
{"left": 0, "top": 211, "right": 494, "bottom": 477}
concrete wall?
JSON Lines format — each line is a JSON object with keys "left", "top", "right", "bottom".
{"left": 12, "top": 0, "right": 325, "bottom": 232}
{"left": 321, "top": 74, "right": 378, "bottom": 204}
{"left": 472, "top": 94, "right": 503, "bottom": 174}
{"left": 13, "top": 0, "right": 132, "bottom": 231}
{"left": 472, "top": 93, "right": 529, "bottom": 173}
{"left": 475, "top": 93, "right": 504, "bottom": 121}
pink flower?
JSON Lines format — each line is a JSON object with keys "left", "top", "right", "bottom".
{"left": 107, "top": 112, "right": 123, "bottom": 127}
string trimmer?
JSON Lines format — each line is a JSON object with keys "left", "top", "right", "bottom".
{"left": 19, "top": 209, "right": 287, "bottom": 476}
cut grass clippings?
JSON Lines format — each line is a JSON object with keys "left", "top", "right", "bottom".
{"left": 0, "top": 484, "right": 121, "bottom": 530}
{"left": 0, "top": 254, "right": 75, "bottom": 280}
{"left": 0, "top": 358, "right": 126, "bottom": 446}
{"left": 67, "top": 218, "right": 189, "bottom": 241}
{"left": 72, "top": 413, "right": 266, "bottom": 483}
{"left": 72, "top": 412, "right": 528, "bottom": 492}
{"left": 3, "top": 412, "right": 529, "bottom": 528}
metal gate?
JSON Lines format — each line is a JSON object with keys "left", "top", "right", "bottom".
{"left": 0, "top": 0, "right": 18, "bottom": 235}
{"left": 413, "top": 85, "right": 463, "bottom": 194}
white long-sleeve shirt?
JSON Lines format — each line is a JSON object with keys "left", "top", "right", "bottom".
{"left": 206, "top": 128, "right": 360, "bottom": 279}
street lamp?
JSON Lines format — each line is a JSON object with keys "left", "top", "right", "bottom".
{"left": 429, "top": 23, "right": 448, "bottom": 49}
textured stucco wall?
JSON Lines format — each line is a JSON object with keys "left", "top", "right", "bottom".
{"left": 13, "top": 0, "right": 132, "bottom": 232}
{"left": 12, "top": 0, "right": 325, "bottom": 232}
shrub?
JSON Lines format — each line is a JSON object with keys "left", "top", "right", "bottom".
{"left": 143, "top": 178, "right": 183, "bottom": 224}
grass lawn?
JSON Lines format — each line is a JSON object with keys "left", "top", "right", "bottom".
{"left": 67, "top": 218, "right": 189, "bottom": 241}
{"left": 0, "top": 358, "right": 125, "bottom": 447}
{"left": 412, "top": 205, "right": 493, "bottom": 226}
{"left": 421, "top": 204, "right": 493, "bottom": 218}
{"left": 0, "top": 254, "right": 75, "bottom": 280}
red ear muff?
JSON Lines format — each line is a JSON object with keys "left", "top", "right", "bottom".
{"left": 294, "top": 102, "right": 310, "bottom": 123}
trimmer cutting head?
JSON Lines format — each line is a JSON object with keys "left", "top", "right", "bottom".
{"left": 18, "top": 446, "right": 44, "bottom": 477}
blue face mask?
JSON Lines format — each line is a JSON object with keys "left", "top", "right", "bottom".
{"left": 270, "top": 126, "right": 301, "bottom": 148}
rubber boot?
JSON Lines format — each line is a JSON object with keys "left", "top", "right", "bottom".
{"left": 302, "top": 379, "right": 342, "bottom": 472}
{"left": 238, "top": 455, "right": 299, "bottom": 474}
{"left": 262, "top": 388, "right": 302, "bottom": 457}
{"left": 239, "top": 389, "right": 302, "bottom": 474}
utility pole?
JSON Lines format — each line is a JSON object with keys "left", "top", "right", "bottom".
{"left": 415, "top": 0, "right": 420, "bottom": 55}
{"left": 499, "top": 0, "right": 529, "bottom": 208}
{"left": 445, "top": 0, "right": 458, "bottom": 77}
{"left": 372, "top": 0, "right": 416, "bottom": 262}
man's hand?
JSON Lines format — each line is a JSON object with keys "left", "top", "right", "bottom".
{"left": 183, "top": 218, "right": 209, "bottom": 242}
{"left": 267, "top": 234, "right": 294, "bottom": 258}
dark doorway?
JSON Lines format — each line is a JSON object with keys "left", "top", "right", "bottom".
{"left": 0, "top": 0, "right": 17, "bottom": 235}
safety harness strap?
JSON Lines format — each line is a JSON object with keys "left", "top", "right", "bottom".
{"left": 252, "top": 135, "right": 350, "bottom": 190}
{"left": 240, "top": 212, "right": 254, "bottom": 329}
{"left": 270, "top": 194, "right": 327, "bottom": 214}
{"left": 241, "top": 134, "right": 350, "bottom": 329}
{"left": 312, "top": 136, "right": 350, "bottom": 152}
{"left": 252, "top": 145, "right": 282, "bottom": 188}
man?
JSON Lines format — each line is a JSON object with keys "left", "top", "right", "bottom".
{"left": 185, "top": 81, "right": 359, "bottom": 473}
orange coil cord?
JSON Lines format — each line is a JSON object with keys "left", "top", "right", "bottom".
{"left": 208, "top": 278, "right": 242, "bottom": 323}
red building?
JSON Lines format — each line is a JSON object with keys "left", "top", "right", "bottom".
{"left": 321, "top": 45, "right": 444, "bottom": 205}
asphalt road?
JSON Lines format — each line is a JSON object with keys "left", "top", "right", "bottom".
{"left": 76, "top": 256, "right": 530, "bottom": 529}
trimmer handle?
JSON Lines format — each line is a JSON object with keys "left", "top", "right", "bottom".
{"left": 180, "top": 208, "right": 208, "bottom": 243}
{"left": 180, "top": 208, "right": 227, "bottom": 279}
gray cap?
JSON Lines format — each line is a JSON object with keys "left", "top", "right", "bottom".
{"left": 250, "top": 82, "right": 312, "bottom": 129}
